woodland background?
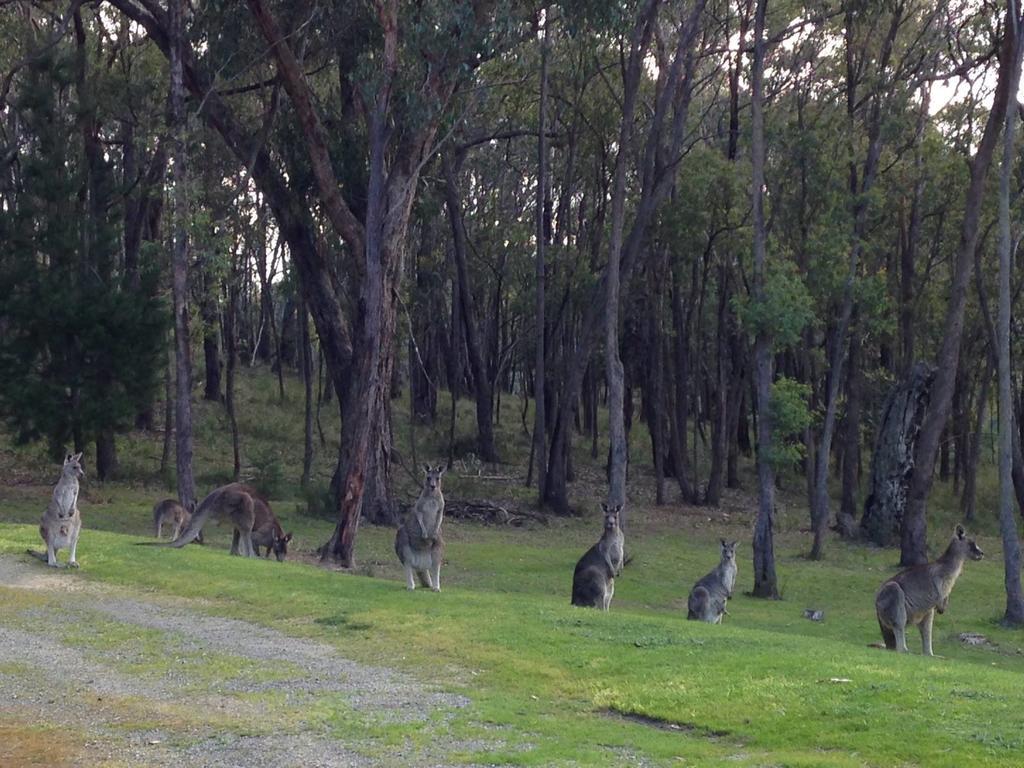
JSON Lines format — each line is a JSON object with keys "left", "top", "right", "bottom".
{"left": 2, "top": 0, "right": 1024, "bottom": 619}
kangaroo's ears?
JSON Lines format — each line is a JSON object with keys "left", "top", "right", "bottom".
{"left": 720, "top": 538, "right": 728, "bottom": 547}
{"left": 730, "top": 540, "right": 739, "bottom": 549}
{"left": 600, "top": 502, "right": 609, "bottom": 513}
{"left": 955, "top": 524, "right": 966, "bottom": 539}
{"left": 436, "top": 465, "right": 446, "bottom": 475}
{"left": 64, "top": 453, "right": 73, "bottom": 464}
{"left": 187, "top": 500, "right": 198, "bottom": 513}
{"left": 423, "top": 464, "right": 432, "bottom": 474}
{"left": 284, "top": 532, "right": 293, "bottom": 542}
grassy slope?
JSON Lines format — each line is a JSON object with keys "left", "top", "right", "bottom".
{"left": 2, "top": 367, "right": 1023, "bottom": 767}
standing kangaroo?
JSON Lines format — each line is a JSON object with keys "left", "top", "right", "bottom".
{"left": 394, "top": 465, "right": 446, "bottom": 591}
{"left": 138, "top": 483, "right": 263, "bottom": 557}
{"left": 27, "top": 453, "right": 84, "bottom": 568}
{"left": 687, "top": 539, "right": 738, "bottom": 623}
{"left": 875, "top": 524, "right": 984, "bottom": 655}
{"left": 152, "top": 498, "right": 197, "bottom": 541}
{"left": 571, "top": 503, "right": 625, "bottom": 610}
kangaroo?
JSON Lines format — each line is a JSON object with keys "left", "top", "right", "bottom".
{"left": 687, "top": 539, "right": 738, "bottom": 623}
{"left": 875, "top": 524, "right": 984, "bottom": 655}
{"left": 138, "top": 483, "right": 263, "bottom": 557}
{"left": 233, "top": 494, "right": 292, "bottom": 561}
{"left": 571, "top": 503, "right": 625, "bottom": 610}
{"left": 152, "top": 498, "right": 197, "bottom": 541}
{"left": 27, "top": 453, "right": 84, "bottom": 568}
{"left": 394, "top": 465, "right": 446, "bottom": 591}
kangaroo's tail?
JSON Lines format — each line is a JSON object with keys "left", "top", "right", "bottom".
{"left": 25, "top": 549, "right": 48, "bottom": 562}
{"left": 875, "top": 581, "right": 906, "bottom": 649}
{"left": 687, "top": 585, "right": 712, "bottom": 622}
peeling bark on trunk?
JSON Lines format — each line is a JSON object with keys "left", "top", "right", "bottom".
{"left": 860, "top": 362, "right": 934, "bottom": 546}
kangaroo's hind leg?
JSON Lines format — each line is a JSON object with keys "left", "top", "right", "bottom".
{"left": 430, "top": 551, "right": 441, "bottom": 593}
{"left": 67, "top": 522, "right": 80, "bottom": 568}
{"left": 920, "top": 609, "right": 935, "bottom": 656}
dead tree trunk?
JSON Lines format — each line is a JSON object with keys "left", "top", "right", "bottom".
{"left": 860, "top": 362, "right": 934, "bottom": 546}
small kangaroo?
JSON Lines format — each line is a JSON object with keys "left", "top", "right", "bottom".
{"left": 138, "top": 483, "right": 263, "bottom": 557}
{"left": 394, "top": 464, "right": 446, "bottom": 591}
{"left": 152, "top": 498, "right": 196, "bottom": 541}
{"left": 875, "top": 524, "right": 984, "bottom": 655}
{"left": 571, "top": 503, "right": 625, "bottom": 610}
{"left": 687, "top": 539, "right": 738, "bottom": 623}
{"left": 235, "top": 495, "right": 292, "bottom": 561}
{"left": 27, "top": 452, "right": 84, "bottom": 568}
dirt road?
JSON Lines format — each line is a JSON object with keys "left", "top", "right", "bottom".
{"left": 0, "top": 556, "right": 492, "bottom": 767}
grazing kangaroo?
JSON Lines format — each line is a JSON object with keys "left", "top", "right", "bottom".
{"left": 571, "top": 503, "right": 625, "bottom": 610}
{"left": 152, "top": 498, "right": 197, "bottom": 541}
{"left": 875, "top": 524, "right": 984, "bottom": 655}
{"left": 235, "top": 495, "right": 292, "bottom": 561}
{"left": 27, "top": 453, "right": 84, "bottom": 568}
{"left": 394, "top": 465, "right": 446, "bottom": 591}
{"left": 687, "top": 539, "right": 738, "bottom": 623}
{"left": 139, "top": 483, "right": 264, "bottom": 557}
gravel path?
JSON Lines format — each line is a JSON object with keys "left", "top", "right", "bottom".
{"left": 0, "top": 555, "right": 494, "bottom": 767}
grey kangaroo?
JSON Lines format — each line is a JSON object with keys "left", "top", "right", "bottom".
{"left": 687, "top": 539, "right": 738, "bottom": 623}
{"left": 235, "top": 494, "right": 292, "bottom": 561}
{"left": 152, "top": 498, "right": 197, "bottom": 541}
{"left": 394, "top": 465, "right": 446, "bottom": 591}
{"left": 139, "top": 483, "right": 264, "bottom": 557}
{"left": 875, "top": 524, "right": 984, "bottom": 655}
{"left": 27, "top": 453, "right": 84, "bottom": 568}
{"left": 571, "top": 503, "right": 624, "bottom": 610}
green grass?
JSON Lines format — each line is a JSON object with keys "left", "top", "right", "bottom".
{"left": 3, "top": 367, "right": 1024, "bottom": 765}
{"left": 2, "top": 509, "right": 1023, "bottom": 766}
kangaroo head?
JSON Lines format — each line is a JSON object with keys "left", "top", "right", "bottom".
{"left": 271, "top": 532, "right": 293, "bottom": 561}
{"left": 719, "top": 538, "right": 738, "bottom": 562}
{"left": 600, "top": 502, "right": 623, "bottom": 532}
{"left": 63, "top": 452, "right": 84, "bottom": 479}
{"left": 951, "top": 524, "right": 984, "bottom": 561}
{"left": 422, "top": 464, "right": 446, "bottom": 493}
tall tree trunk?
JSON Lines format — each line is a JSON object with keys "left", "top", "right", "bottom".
{"left": 169, "top": 0, "right": 196, "bottom": 508}
{"left": 605, "top": 0, "right": 661, "bottom": 520}
{"left": 901, "top": 7, "right": 1020, "bottom": 566}
{"left": 532, "top": 17, "right": 549, "bottom": 498}
{"left": 750, "top": 0, "right": 778, "bottom": 598}
{"left": 996, "top": 6, "right": 1024, "bottom": 626}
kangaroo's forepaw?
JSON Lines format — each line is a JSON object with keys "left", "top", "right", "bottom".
{"left": 431, "top": 586, "right": 441, "bottom": 593}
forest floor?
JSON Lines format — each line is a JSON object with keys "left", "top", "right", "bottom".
{"left": 2, "top": 367, "right": 1023, "bottom": 766}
